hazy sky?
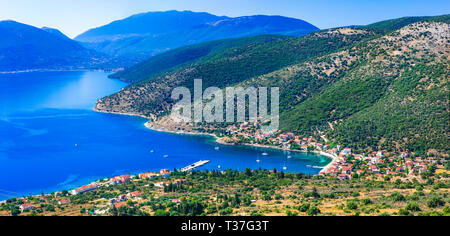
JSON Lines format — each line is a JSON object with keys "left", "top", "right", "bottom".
{"left": 1, "top": 0, "right": 449, "bottom": 38}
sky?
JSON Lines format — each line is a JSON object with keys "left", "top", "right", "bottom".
{"left": 1, "top": 0, "right": 449, "bottom": 38}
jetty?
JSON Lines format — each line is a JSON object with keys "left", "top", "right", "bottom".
{"left": 179, "top": 160, "right": 210, "bottom": 172}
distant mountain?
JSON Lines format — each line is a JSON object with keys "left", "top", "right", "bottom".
{"left": 0, "top": 20, "right": 108, "bottom": 72}
{"left": 41, "top": 27, "right": 72, "bottom": 40}
{"left": 75, "top": 10, "right": 319, "bottom": 63}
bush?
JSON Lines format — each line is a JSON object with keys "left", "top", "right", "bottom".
{"left": 346, "top": 201, "right": 359, "bottom": 210}
{"left": 443, "top": 206, "right": 450, "bottom": 215}
{"left": 426, "top": 196, "right": 445, "bottom": 208}
{"left": 286, "top": 211, "right": 298, "bottom": 216}
{"left": 361, "top": 198, "right": 373, "bottom": 205}
{"left": 390, "top": 192, "right": 406, "bottom": 202}
{"left": 219, "top": 207, "right": 233, "bottom": 216}
{"left": 307, "top": 206, "right": 321, "bottom": 216}
{"left": 299, "top": 203, "right": 311, "bottom": 212}
{"left": 405, "top": 202, "right": 421, "bottom": 212}
{"left": 154, "top": 209, "right": 170, "bottom": 216}
{"left": 398, "top": 209, "right": 413, "bottom": 216}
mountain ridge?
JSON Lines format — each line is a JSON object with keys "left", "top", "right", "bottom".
{"left": 95, "top": 17, "right": 449, "bottom": 155}
{"left": 0, "top": 20, "right": 109, "bottom": 72}
{"left": 75, "top": 10, "right": 319, "bottom": 63}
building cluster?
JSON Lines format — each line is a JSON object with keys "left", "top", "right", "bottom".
{"left": 223, "top": 122, "right": 437, "bottom": 180}
{"left": 110, "top": 191, "right": 142, "bottom": 208}
{"left": 68, "top": 169, "right": 173, "bottom": 195}
{"left": 321, "top": 149, "right": 435, "bottom": 180}
{"left": 70, "top": 183, "right": 100, "bottom": 195}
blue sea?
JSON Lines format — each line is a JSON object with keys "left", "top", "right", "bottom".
{"left": 0, "top": 71, "right": 330, "bottom": 200}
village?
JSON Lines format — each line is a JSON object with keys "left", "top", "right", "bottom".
{"left": 2, "top": 122, "right": 447, "bottom": 216}
{"left": 3, "top": 159, "right": 215, "bottom": 216}
{"left": 216, "top": 121, "right": 443, "bottom": 181}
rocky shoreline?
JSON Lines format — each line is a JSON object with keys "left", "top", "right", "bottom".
{"left": 145, "top": 122, "right": 337, "bottom": 174}
{"left": 103, "top": 110, "right": 338, "bottom": 174}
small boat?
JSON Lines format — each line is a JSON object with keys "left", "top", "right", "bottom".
{"left": 163, "top": 155, "right": 169, "bottom": 158}
{"left": 287, "top": 156, "right": 292, "bottom": 159}
{"left": 283, "top": 166, "right": 288, "bottom": 170}
{"left": 214, "top": 147, "right": 220, "bottom": 151}
{"left": 256, "top": 159, "right": 261, "bottom": 163}
{"left": 150, "top": 150, "right": 154, "bottom": 153}
{"left": 74, "top": 144, "right": 78, "bottom": 147}
{"left": 262, "top": 153, "right": 269, "bottom": 156}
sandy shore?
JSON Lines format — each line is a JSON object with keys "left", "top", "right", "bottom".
{"left": 318, "top": 152, "right": 338, "bottom": 174}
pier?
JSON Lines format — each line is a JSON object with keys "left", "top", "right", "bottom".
{"left": 179, "top": 160, "right": 210, "bottom": 172}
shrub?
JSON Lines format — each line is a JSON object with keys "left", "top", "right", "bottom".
{"left": 405, "top": 202, "right": 421, "bottom": 212}
{"left": 347, "top": 201, "right": 359, "bottom": 210}
{"left": 426, "top": 196, "right": 445, "bottom": 208}
{"left": 390, "top": 192, "right": 406, "bottom": 202}
{"left": 307, "top": 206, "right": 321, "bottom": 216}
{"left": 398, "top": 209, "right": 413, "bottom": 216}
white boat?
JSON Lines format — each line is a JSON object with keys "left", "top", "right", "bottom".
{"left": 150, "top": 150, "right": 154, "bottom": 153}
{"left": 163, "top": 155, "right": 169, "bottom": 158}
{"left": 256, "top": 159, "right": 261, "bottom": 163}
{"left": 214, "top": 147, "right": 220, "bottom": 151}
{"left": 262, "top": 153, "right": 269, "bottom": 156}
{"left": 283, "top": 166, "right": 288, "bottom": 170}
{"left": 287, "top": 156, "right": 292, "bottom": 159}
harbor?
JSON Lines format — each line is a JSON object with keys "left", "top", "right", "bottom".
{"left": 179, "top": 160, "right": 211, "bottom": 172}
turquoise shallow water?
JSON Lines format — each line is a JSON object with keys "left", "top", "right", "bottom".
{"left": 0, "top": 71, "right": 330, "bottom": 200}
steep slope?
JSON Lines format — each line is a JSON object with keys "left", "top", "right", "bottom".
{"left": 0, "top": 21, "right": 108, "bottom": 72}
{"left": 110, "top": 35, "right": 289, "bottom": 83}
{"left": 95, "top": 27, "right": 376, "bottom": 116}
{"left": 244, "top": 21, "right": 449, "bottom": 154}
{"left": 97, "top": 18, "right": 449, "bottom": 155}
{"left": 365, "top": 14, "right": 450, "bottom": 32}
{"left": 41, "top": 27, "right": 72, "bottom": 40}
{"left": 75, "top": 11, "right": 319, "bottom": 63}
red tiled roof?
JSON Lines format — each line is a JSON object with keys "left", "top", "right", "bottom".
{"left": 115, "top": 202, "right": 128, "bottom": 208}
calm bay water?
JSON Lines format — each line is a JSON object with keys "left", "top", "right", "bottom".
{"left": 0, "top": 71, "right": 330, "bottom": 200}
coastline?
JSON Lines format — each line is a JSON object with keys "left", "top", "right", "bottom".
{"left": 144, "top": 122, "right": 338, "bottom": 173}
{"left": 93, "top": 107, "right": 152, "bottom": 120}
{"left": 0, "top": 68, "right": 119, "bottom": 75}
{"left": 94, "top": 107, "right": 337, "bottom": 173}
{"left": 317, "top": 152, "right": 338, "bottom": 174}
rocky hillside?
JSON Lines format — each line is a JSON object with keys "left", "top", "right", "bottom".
{"left": 95, "top": 19, "right": 449, "bottom": 155}
{"left": 96, "top": 27, "right": 377, "bottom": 116}
{"left": 245, "top": 22, "right": 449, "bottom": 155}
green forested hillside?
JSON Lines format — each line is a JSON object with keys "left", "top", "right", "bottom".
{"left": 96, "top": 19, "right": 449, "bottom": 155}
{"left": 96, "top": 27, "right": 378, "bottom": 116}
{"left": 110, "top": 35, "right": 289, "bottom": 82}
{"left": 252, "top": 22, "right": 449, "bottom": 154}
{"left": 365, "top": 14, "right": 450, "bottom": 32}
